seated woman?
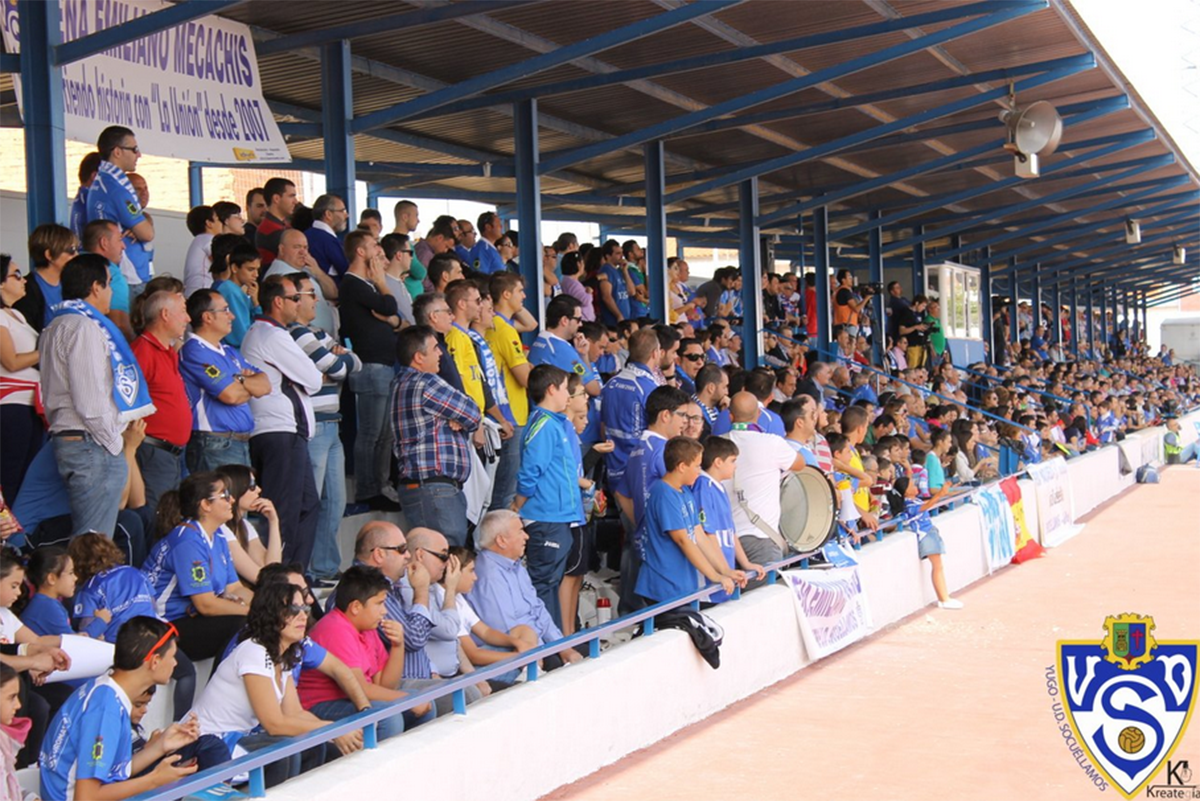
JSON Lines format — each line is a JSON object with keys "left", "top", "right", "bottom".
{"left": 192, "top": 582, "right": 363, "bottom": 788}
{"left": 216, "top": 464, "right": 282, "bottom": 584}
{"left": 0, "top": 546, "right": 70, "bottom": 767}
{"left": 142, "top": 471, "right": 250, "bottom": 667}
{"left": 68, "top": 533, "right": 197, "bottom": 719}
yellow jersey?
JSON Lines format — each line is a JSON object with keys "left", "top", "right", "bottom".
{"left": 485, "top": 313, "right": 530, "bottom": 426}
{"left": 445, "top": 324, "right": 486, "bottom": 413}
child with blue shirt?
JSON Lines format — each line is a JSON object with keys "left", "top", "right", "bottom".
{"left": 634, "top": 437, "right": 747, "bottom": 605}
{"left": 18, "top": 547, "right": 77, "bottom": 640}
{"left": 693, "top": 437, "right": 764, "bottom": 603}
{"left": 39, "top": 616, "right": 200, "bottom": 799}
{"left": 511, "top": 364, "right": 586, "bottom": 630}
{"left": 893, "top": 476, "right": 963, "bottom": 610}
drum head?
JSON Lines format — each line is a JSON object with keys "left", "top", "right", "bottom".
{"left": 779, "top": 465, "right": 839, "bottom": 553}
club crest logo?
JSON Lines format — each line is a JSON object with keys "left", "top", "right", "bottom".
{"left": 1058, "top": 614, "right": 1198, "bottom": 798}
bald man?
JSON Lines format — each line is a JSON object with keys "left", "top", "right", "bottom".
{"left": 724, "top": 392, "right": 807, "bottom": 588}
{"left": 263, "top": 228, "right": 338, "bottom": 333}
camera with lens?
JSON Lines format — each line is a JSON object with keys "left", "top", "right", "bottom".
{"left": 859, "top": 281, "right": 885, "bottom": 295}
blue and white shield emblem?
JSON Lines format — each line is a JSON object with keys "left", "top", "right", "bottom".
{"left": 1058, "top": 615, "right": 1199, "bottom": 798}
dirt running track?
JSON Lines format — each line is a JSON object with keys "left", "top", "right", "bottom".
{"left": 546, "top": 467, "right": 1200, "bottom": 801}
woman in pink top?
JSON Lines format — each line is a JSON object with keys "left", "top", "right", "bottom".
{"left": 560, "top": 252, "right": 595, "bottom": 321}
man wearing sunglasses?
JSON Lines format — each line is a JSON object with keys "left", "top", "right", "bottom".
{"left": 86, "top": 126, "right": 155, "bottom": 297}
{"left": 240, "top": 275, "right": 324, "bottom": 570}
{"left": 676, "top": 338, "right": 706, "bottom": 396}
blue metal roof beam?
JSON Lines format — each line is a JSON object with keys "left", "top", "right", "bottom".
{"left": 931, "top": 178, "right": 1195, "bottom": 260}
{"left": 979, "top": 195, "right": 1200, "bottom": 267}
{"left": 883, "top": 153, "right": 1171, "bottom": 256}
{"left": 539, "top": 2, "right": 1046, "bottom": 176}
{"left": 404, "top": 1, "right": 1060, "bottom": 124}
{"left": 254, "top": 1, "right": 536, "bottom": 56}
{"left": 55, "top": 0, "right": 244, "bottom": 66}
{"left": 1001, "top": 206, "right": 1200, "bottom": 281}
{"left": 839, "top": 131, "right": 1159, "bottom": 243}
{"left": 756, "top": 71, "right": 1110, "bottom": 228}
{"left": 675, "top": 53, "right": 1095, "bottom": 139}
{"left": 350, "top": 1, "right": 740, "bottom": 134}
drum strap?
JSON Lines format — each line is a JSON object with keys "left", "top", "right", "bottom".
{"left": 730, "top": 471, "right": 789, "bottom": 553}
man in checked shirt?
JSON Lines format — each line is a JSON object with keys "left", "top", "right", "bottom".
{"left": 389, "top": 325, "right": 482, "bottom": 548}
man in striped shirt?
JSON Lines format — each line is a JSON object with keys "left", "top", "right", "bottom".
{"left": 289, "top": 273, "right": 362, "bottom": 584}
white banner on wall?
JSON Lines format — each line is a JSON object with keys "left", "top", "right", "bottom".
{"left": 782, "top": 566, "right": 873, "bottom": 661}
{"left": 1, "top": 0, "right": 291, "bottom": 164}
{"left": 1026, "top": 456, "right": 1084, "bottom": 547}
{"left": 974, "top": 484, "right": 1017, "bottom": 573}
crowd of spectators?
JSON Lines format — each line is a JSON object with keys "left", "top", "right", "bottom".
{"left": 1, "top": 124, "right": 1197, "bottom": 798}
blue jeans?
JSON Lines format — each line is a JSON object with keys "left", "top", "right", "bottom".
{"left": 524, "top": 520, "right": 573, "bottom": 630}
{"left": 135, "top": 441, "right": 182, "bottom": 516}
{"left": 349, "top": 363, "right": 394, "bottom": 500}
{"left": 185, "top": 431, "right": 250, "bottom": 475}
{"left": 53, "top": 435, "right": 128, "bottom": 536}
{"left": 489, "top": 424, "right": 523, "bottom": 511}
{"left": 396, "top": 481, "right": 468, "bottom": 547}
{"left": 309, "top": 698, "right": 405, "bottom": 742}
{"left": 308, "top": 420, "right": 346, "bottom": 579}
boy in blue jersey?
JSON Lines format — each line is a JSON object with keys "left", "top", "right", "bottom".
{"left": 40, "top": 617, "right": 200, "bottom": 800}
{"left": 635, "top": 437, "right": 747, "bottom": 605}
{"left": 511, "top": 364, "right": 587, "bottom": 629}
{"left": 693, "top": 437, "right": 764, "bottom": 603}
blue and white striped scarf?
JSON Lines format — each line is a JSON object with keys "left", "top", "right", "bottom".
{"left": 55, "top": 299, "right": 155, "bottom": 422}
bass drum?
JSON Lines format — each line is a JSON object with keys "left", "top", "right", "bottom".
{"left": 778, "top": 465, "right": 839, "bottom": 554}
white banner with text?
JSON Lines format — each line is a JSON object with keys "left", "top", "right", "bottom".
{"left": 782, "top": 566, "right": 873, "bottom": 661}
{"left": 2, "top": 0, "right": 290, "bottom": 163}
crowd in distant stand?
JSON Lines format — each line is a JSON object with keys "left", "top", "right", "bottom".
{"left": 1, "top": 124, "right": 1196, "bottom": 800}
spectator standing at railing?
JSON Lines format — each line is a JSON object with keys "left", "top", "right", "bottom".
{"left": 693, "top": 436, "right": 763, "bottom": 604}
{"left": 599, "top": 328, "right": 664, "bottom": 491}
{"left": 636, "top": 436, "right": 745, "bottom": 607}
{"left": 893, "top": 476, "right": 963, "bottom": 610}
{"left": 725, "top": 393, "right": 807, "bottom": 589}
{"left": 897, "top": 295, "right": 930, "bottom": 369}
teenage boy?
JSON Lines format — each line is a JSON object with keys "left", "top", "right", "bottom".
{"left": 693, "top": 437, "right": 764, "bottom": 603}
{"left": 298, "top": 565, "right": 410, "bottom": 741}
{"left": 834, "top": 405, "right": 879, "bottom": 531}
{"left": 510, "top": 364, "right": 586, "bottom": 629}
{"left": 635, "top": 437, "right": 746, "bottom": 605}
{"left": 40, "top": 617, "right": 199, "bottom": 800}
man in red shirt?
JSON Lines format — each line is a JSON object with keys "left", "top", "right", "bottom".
{"left": 130, "top": 287, "right": 192, "bottom": 517}
{"left": 298, "top": 565, "right": 422, "bottom": 740}
{"left": 254, "top": 177, "right": 297, "bottom": 268}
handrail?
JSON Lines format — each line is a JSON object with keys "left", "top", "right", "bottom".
{"left": 132, "top": 469, "right": 1011, "bottom": 801}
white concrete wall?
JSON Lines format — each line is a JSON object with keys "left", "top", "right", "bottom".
{"left": 267, "top": 414, "right": 1198, "bottom": 801}
{"left": 2, "top": 189, "right": 193, "bottom": 280}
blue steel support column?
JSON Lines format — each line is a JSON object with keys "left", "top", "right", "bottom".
{"left": 868, "top": 211, "right": 884, "bottom": 367}
{"left": 1009, "top": 258, "right": 1020, "bottom": 346}
{"left": 188, "top": 164, "right": 204, "bottom": 208}
{"left": 1070, "top": 277, "right": 1080, "bottom": 357}
{"left": 322, "top": 40, "right": 357, "bottom": 224}
{"left": 1087, "top": 285, "right": 1096, "bottom": 356}
{"left": 1052, "top": 282, "right": 1062, "bottom": 345}
{"left": 814, "top": 206, "right": 832, "bottom": 356}
{"left": 738, "top": 179, "right": 762, "bottom": 367}
{"left": 980, "top": 247, "right": 993, "bottom": 364}
{"left": 367, "top": 190, "right": 380, "bottom": 210}
{"left": 1032, "top": 263, "right": 1042, "bottom": 336}
{"left": 514, "top": 100, "right": 544, "bottom": 328}
{"left": 18, "top": 0, "right": 66, "bottom": 230}
{"left": 911, "top": 225, "right": 925, "bottom": 296}
{"left": 1141, "top": 292, "right": 1148, "bottom": 345}
{"left": 644, "top": 141, "right": 668, "bottom": 322}
{"left": 1099, "top": 287, "right": 1108, "bottom": 351}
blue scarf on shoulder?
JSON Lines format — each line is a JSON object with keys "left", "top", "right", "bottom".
{"left": 55, "top": 299, "right": 155, "bottom": 422}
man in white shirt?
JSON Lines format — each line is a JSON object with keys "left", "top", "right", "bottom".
{"left": 241, "top": 273, "right": 324, "bottom": 570}
{"left": 724, "top": 392, "right": 806, "bottom": 588}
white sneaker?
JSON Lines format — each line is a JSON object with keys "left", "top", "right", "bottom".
{"left": 381, "top": 485, "right": 400, "bottom": 503}
{"left": 937, "top": 598, "right": 964, "bottom": 610}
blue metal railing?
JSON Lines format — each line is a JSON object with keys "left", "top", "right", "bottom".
{"left": 131, "top": 473, "right": 1007, "bottom": 801}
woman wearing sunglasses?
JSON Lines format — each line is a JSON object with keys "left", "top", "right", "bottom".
{"left": 142, "top": 471, "right": 252, "bottom": 668}
{"left": 192, "top": 582, "right": 363, "bottom": 788}
{"left": 0, "top": 253, "right": 44, "bottom": 509}
{"left": 216, "top": 463, "right": 283, "bottom": 584}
